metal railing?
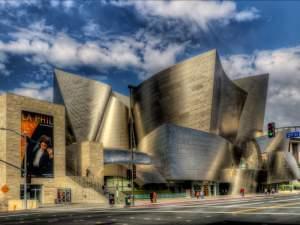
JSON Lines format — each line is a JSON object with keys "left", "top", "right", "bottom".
{"left": 130, "top": 192, "right": 187, "bottom": 199}
{"left": 68, "top": 176, "right": 104, "bottom": 194}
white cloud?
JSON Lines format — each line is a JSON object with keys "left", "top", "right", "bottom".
{"left": 112, "top": 1, "right": 260, "bottom": 30}
{"left": 11, "top": 82, "right": 53, "bottom": 101}
{"left": 140, "top": 43, "right": 184, "bottom": 80}
{"left": 0, "top": 52, "right": 10, "bottom": 76}
{"left": 235, "top": 7, "right": 260, "bottom": 22}
{"left": 221, "top": 46, "right": 300, "bottom": 127}
{"left": 82, "top": 21, "right": 102, "bottom": 37}
{"left": 0, "top": 21, "right": 185, "bottom": 80}
{"left": 62, "top": 0, "right": 74, "bottom": 9}
{"left": 0, "top": 0, "right": 39, "bottom": 8}
{"left": 20, "top": 80, "right": 49, "bottom": 89}
{"left": 49, "top": 0, "right": 75, "bottom": 11}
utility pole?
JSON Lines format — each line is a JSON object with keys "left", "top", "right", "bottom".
{"left": 0, "top": 128, "right": 30, "bottom": 209}
{"left": 128, "top": 85, "right": 136, "bottom": 206}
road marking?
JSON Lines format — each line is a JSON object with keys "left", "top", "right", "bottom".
{"left": 0, "top": 213, "right": 41, "bottom": 218}
{"left": 129, "top": 217, "right": 135, "bottom": 219}
{"left": 232, "top": 200, "right": 300, "bottom": 214}
{"left": 91, "top": 209, "right": 300, "bottom": 215}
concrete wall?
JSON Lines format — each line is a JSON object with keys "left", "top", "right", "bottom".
{"left": 0, "top": 93, "right": 106, "bottom": 208}
{"left": 0, "top": 93, "right": 65, "bottom": 204}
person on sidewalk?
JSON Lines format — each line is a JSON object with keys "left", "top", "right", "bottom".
{"left": 264, "top": 188, "right": 268, "bottom": 196}
{"left": 200, "top": 190, "right": 204, "bottom": 199}
{"left": 196, "top": 191, "right": 200, "bottom": 199}
{"left": 150, "top": 192, "right": 153, "bottom": 203}
{"left": 240, "top": 188, "right": 245, "bottom": 197}
{"left": 153, "top": 192, "right": 157, "bottom": 203}
{"left": 271, "top": 188, "right": 275, "bottom": 194}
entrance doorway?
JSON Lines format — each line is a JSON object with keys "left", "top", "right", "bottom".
{"left": 57, "top": 188, "right": 72, "bottom": 203}
{"left": 20, "top": 184, "right": 42, "bottom": 202}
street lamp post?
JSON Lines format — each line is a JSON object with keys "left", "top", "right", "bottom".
{"left": 0, "top": 128, "right": 29, "bottom": 209}
{"left": 128, "top": 85, "right": 136, "bottom": 206}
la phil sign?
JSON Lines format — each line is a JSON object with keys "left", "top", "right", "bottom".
{"left": 286, "top": 131, "right": 300, "bottom": 138}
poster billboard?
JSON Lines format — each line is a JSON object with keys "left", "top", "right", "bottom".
{"left": 21, "top": 111, "right": 54, "bottom": 178}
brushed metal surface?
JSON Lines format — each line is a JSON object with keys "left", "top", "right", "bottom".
{"left": 54, "top": 69, "right": 130, "bottom": 149}
{"left": 99, "top": 93, "right": 129, "bottom": 149}
{"left": 54, "top": 69, "right": 112, "bottom": 142}
{"left": 132, "top": 49, "right": 247, "bottom": 143}
{"left": 210, "top": 56, "right": 247, "bottom": 142}
{"left": 234, "top": 74, "right": 269, "bottom": 143}
{"left": 138, "top": 123, "right": 233, "bottom": 181}
{"left": 255, "top": 130, "right": 300, "bottom": 182}
{"left": 132, "top": 50, "right": 217, "bottom": 141}
{"left": 52, "top": 49, "right": 274, "bottom": 189}
{"left": 104, "top": 148, "right": 151, "bottom": 164}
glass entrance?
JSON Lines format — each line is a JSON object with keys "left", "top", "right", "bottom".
{"left": 20, "top": 184, "right": 42, "bottom": 202}
{"left": 57, "top": 188, "right": 72, "bottom": 203}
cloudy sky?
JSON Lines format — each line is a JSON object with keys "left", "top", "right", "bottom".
{"left": 0, "top": 0, "right": 300, "bottom": 128}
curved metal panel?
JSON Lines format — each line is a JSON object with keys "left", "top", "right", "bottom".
{"left": 234, "top": 74, "right": 269, "bottom": 143}
{"left": 104, "top": 149, "right": 152, "bottom": 165}
{"left": 54, "top": 69, "right": 111, "bottom": 142}
{"left": 132, "top": 50, "right": 217, "bottom": 141}
{"left": 210, "top": 56, "right": 248, "bottom": 142}
{"left": 138, "top": 123, "right": 233, "bottom": 181}
{"left": 132, "top": 50, "right": 247, "bottom": 143}
{"left": 255, "top": 130, "right": 300, "bottom": 182}
{"left": 99, "top": 93, "right": 129, "bottom": 149}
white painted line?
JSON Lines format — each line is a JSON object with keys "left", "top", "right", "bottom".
{"left": 91, "top": 210, "right": 300, "bottom": 215}
{"left": 0, "top": 213, "right": 41, "bottom": 218}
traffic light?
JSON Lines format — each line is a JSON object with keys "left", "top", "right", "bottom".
{"left": 126, "top": 169, "right": 131, "bottom": 180}
{"left": 268, "top": 122, "right": 276, "bottom": 138}
{"left": 133, "top": 164, "right": 136, "bottom": 179}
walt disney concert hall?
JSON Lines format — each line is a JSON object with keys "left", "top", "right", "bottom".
{"left": 53, "top": 49, "right": 272, "bottom": 196}
{"left": 2, "top": 49, "right": 300, "bottom": 210}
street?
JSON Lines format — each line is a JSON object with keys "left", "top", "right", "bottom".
{"left": 1, "top": 194, "right": 300, "bottom": 224}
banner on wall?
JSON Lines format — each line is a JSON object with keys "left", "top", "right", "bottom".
{"left": 21, "top": 111, "right": 54, "bottom": 178}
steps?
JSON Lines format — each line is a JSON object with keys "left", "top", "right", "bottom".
{"left": 68, "top": 176, "right": 104, "bottom": 195}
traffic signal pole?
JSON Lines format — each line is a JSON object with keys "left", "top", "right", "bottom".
{"left": 128, "top": 85, "right": 136, "bottom": 206}
{"left": 0, "top": 128, "right": 30, "bottom": 209}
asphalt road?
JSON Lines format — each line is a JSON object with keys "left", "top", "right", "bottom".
{"left": 2, "top": 194, "right": 300, "bottom": 225}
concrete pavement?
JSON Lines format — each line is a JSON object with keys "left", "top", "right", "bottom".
{"left": 1, "top": 193, "right": 300, "bottom": 224}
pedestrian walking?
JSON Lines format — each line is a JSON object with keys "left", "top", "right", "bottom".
{"left": 200, "top": 190, "right": 204, "bottom": 199}
{"left": 240, "top": 188, "right": 245, "bottom": 197}
{"left": 153, "top": 191, "right": 157, "bottom": 203}
{"left": 196, "top": 191, "right": 200, "bottom": 199}
{"left": 108, "top": 193, "right": 115, "bottom": 207}
{"left": 150, "top": 192, "right": 154, "bottom": 203}
{"left": 264, "top": 188, "right": 268, "bottom": 196}
{"left": 271, "top": 188, "right": 275, "bottom": 194}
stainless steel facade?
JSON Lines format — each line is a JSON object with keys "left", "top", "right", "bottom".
{"left": 53, "top": 49, "right": 279, "bottom": 193}
{"left": 138, "top": 123, "right": 233, "bottom": 181}
{"left": 54, "top": 69, "right": 129, "bottom": 149}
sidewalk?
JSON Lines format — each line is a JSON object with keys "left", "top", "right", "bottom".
{"left": 2, "top": 191, "right": 299, "bottom": 213}
{"left": 131, "top": 191, "right": 300, "bottom": 208}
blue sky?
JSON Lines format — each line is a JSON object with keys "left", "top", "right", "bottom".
{"left": 0, "top": 0, "right": 300, "bottom": 127}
